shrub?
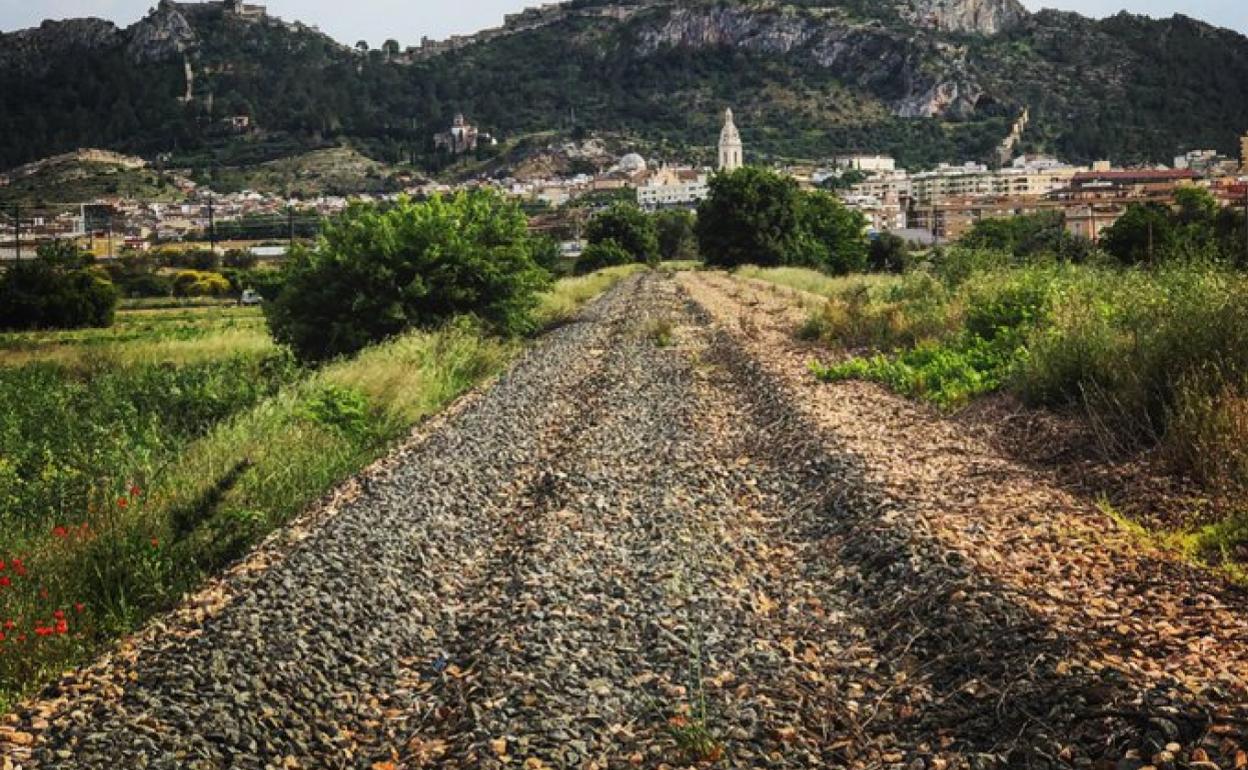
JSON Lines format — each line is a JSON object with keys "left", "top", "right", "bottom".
{"left": 574, "top": 240, "right": 634, "bottom": 275}
{"left": 868, "top": 232, "right": 909, "bottom": 273}
{"left": 0, "top": 244, "right": 118, "bottom": 331}
{"left": 933, "top": 246, "right": 1012, "bottom": 286}
{"left": 962, "top": 270, "right": 1054, "bottom": 342}
{"left": 173, "top": 270, "right": 232, "bottom": 297}
{"left": 654, "top": 209, "right": 698, "bottom": 261}
{"left": 159, "top": 249, "right": 220, "bottom": 271}
{"left": 265, "top": 191, "right": 552, "bottom": 362}
{"left": 585, "top": 203, "right": 659, "bottom": 264}
{"left": 222, "top": 249, "right": 259, "bottom": 269}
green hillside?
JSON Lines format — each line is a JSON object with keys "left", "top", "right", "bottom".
{"left": 1, "top": 0, "right": 1246, "bottom": 174}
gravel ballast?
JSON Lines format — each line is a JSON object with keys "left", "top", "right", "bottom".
{"left": 4, "top": 271, "right": 1247, "bottom": 770}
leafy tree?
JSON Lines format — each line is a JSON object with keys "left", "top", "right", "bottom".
{"left": 696, "top": 167, "right": 803, "bottom": 269}
{"left": 961, "top": 211, "right": 1092, "bottom": 262}
{"left": 0, "top": 242, "right": 118, "bottom": 330}
{"left": 574, "top": 240, "right": 634, "bottom": 275}
{"left": 792, "top": 191, "right": 868, "bottom": 275}
{"left": 585, "top": 204, "right": 658, "bottom": 265}
{"left": 654, "top": 209, "right": 698, "bottom": 261}
{"left": 265, "top": 191, "right": 552, "bottom": 362}
{"left": 868, "top": 232, "right": 909, "bottom": 273}
{"left": 1174, "top": 186, "right": 1218, "bottom": 227}
{"left": 1101, "top": 203, "right": 1179, "bottom": 265}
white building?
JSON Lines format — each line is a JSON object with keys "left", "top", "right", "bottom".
{"left": 718, "top": 108, "right": 743, "bottom": 172}
{"left": 835, "top": 155, "right": 896, "bottom": 173}
{"left": 637, "top": 166, "right": 709, "bottom": 210}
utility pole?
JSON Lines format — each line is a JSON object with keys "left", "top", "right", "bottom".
{"left": 207, "top": 196, "right": 217, "bottom": 252}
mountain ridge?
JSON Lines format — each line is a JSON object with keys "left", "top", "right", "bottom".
{"left": 0, "top": 0, "right": 1246, "bottom": 174}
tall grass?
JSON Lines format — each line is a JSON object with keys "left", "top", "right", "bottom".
{"left": 778, "top": 257, "right": 1248, "bottom": 568}
{"left": 533, "top": 264, "right": 645, "bottom": 328}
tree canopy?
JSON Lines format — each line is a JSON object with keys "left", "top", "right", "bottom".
{"left": 265, "top": 191, "right": 552, "bottom": 362}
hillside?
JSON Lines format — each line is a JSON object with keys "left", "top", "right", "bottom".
{"left": 1, "top": 0, "right": 1247, "bottom": 172}
{"left": 0, "top": 150, "right": 190, "bottom": 206}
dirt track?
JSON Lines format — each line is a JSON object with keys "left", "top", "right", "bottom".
{"left": 3, "top": 271, "right": 1247, "bottom": 770}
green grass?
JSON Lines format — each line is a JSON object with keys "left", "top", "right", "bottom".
{"left": 0, "top": 267, "right": 634, "bottom": 712}
{"left": 756, "top": 257, "right": 1248, "bottom": 574}
{"left": 0, "top": 305, "right": 275, "bottom": 369}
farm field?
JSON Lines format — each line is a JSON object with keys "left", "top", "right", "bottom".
{"left": 0, "top": 265, "right": 641, "bottom": 712}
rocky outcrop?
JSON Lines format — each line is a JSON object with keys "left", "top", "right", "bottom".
{"left": 903, "top": 0, "right": 1029, "bottom": 35}
{"left": 634, "top": 5, "right": 991, "bottom": 120}
{"left": 126, "top": 2, "right": 198, "bottom": 64}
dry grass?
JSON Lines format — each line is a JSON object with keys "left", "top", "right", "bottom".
{"left": 534, "top": 264, "right": 646, "bottom": 328}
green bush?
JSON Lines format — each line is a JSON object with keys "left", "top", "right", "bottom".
{"left": 791, "top": 191, "right": 868, "bottom": 275}
{"left": 585, "top": 203, "right": 659, "bottom": 265}
{"left": 575, "top": 240, "right": 635, "bottom": 275}
{"left": 0, "top": 244, "right": 118, "bottom": 331}
{"left": 265, "top": 191, "right": 552, "bottom": 362}
{"left": 696, "top": 167, "right": 868, "bottom": 272}
{"left": 655, "top": 209, "right": 699, "bottom": 262}
{"left": 868, "top": 232, "right": 910, "bottom": 273}
{"left": 173, "top": 270, "right": 232, "bottom": 297}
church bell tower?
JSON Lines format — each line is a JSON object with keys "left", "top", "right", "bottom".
{"left": 718, "top": 108, "right": 742, "bottom": 172}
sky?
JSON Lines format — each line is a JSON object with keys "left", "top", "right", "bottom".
{"left": 0, "top": 0, "right": 1245, "bottom": 43}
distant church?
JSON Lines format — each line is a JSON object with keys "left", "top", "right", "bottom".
{"left": 718, "top": 108, "right": 742, "bottom": 172}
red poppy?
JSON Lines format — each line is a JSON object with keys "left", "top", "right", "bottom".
{"left": 12, "top": 558, "right": 26, "bottom": 576}
{"left": 74, "top": 603, "right": 85, "bottom": 614}
{"left": 0, "top": 577, "right": 10, "bottom": 588}
{"left": 54, "top": 619, "right": 68, "bottom": 635}
{"left": 117, "top": 498, "right": 129, "bottom": 509}
{"left": 130, "top": 485, "right": 142, "bottom": 498}
{"left": 52, "top": 610, "right": 65, "bottom": 620}
{"left": 52, "top": 526, "right": 69, "bottom": 539}
{"left": 2, "top": 620, "right": 14, "bottom": 631}
{"left": 150, "top": 538, "right": 160, "bottom": 549}
{"left": 34, "top": 626, "right": 52, "bottom": 637}
{"left": 0, "top": 632, "right": 6, "bottom": 642}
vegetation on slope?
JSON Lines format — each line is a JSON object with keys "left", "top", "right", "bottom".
{"left": 3, "top": 0, "right": 1247, "bottom": 171}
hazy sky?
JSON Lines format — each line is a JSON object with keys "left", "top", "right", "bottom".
{"left": 1, "top": 0, "right": 1244, "bottom": 43}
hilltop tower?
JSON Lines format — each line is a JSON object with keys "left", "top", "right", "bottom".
{"left": 718, "top": 108, "right": 742, "bottom": 172}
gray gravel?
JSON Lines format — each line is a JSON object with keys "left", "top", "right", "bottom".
{"left": 9, "top": 271, "right": 1222, "bottom": 770}
{"left": 12, "top": 273, "right": 857, "bottom": 769}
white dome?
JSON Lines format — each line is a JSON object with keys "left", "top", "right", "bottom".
{"left": 617, "top": 153, "right": 647, "bottom": 173}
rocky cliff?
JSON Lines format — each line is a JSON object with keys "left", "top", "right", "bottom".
{"left": 126, "top": 2, "right": 199, "bottom": 64}
{"left": 633, "top": 5, "right": 985, "bottom": 118}
{"left": 903, "top": 0, "right": 1028, "bottom": 35}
